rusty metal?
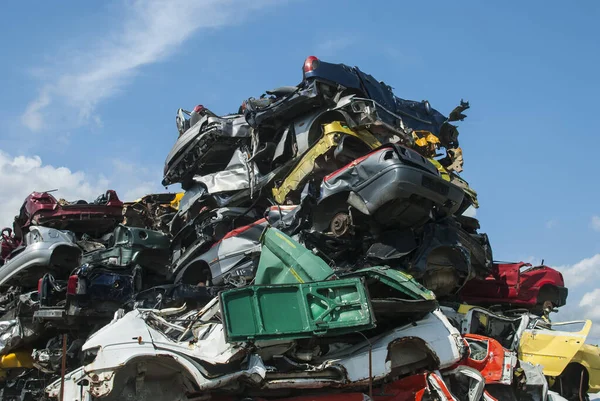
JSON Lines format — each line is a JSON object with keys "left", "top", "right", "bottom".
{"left": 368, "top": 343, "right": 373, "bottom": 400}
{"left": 354, "top": 330, "right": 373, "bottom": 400}
{"left": 385, "top": 336, "right": 441, "bottom": 368}
{"left": 330, "top": 212, "right": 352, "bottom": 237}
{"left": 59, "top": 333, "right": 67, "bottom": 401}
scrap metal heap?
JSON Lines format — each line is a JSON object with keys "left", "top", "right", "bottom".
{"left": 0, "top": 56, "right": 594, "bottom": 401}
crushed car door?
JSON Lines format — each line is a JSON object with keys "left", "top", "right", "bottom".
{"left": 461, "top": 307, "right": 529, "bottom": 351}
{"left": 519, "top": 320, "right": 591, "bottom": 377}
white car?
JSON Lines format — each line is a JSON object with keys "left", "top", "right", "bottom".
{"left": 46, "top": 304, "right": 464, "bottom": 400}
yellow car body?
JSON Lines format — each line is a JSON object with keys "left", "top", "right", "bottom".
{"left": 169, "top": 192, "right": 184, "bottom": 210}
{"left": 457, "top": 305, "right": 599, "bottom": 394}
{"left": 272, "top": 121, "right": 381, "bottom": 204}
{"left": 519, "top": 319, "right": 599, "bottom": 393}
{"left": 572, "top": 343, "right": 600, "bottom": 392}
{"left": 127, "top": 192, "right": 184, "bottom": 210}
{"left": 0, "top": 351, "right": 33, "bottom": 380}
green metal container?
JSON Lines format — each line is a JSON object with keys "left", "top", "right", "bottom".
{"left": 343, "top": 266, "right": 436, "bottom": 301}
{"left": 220, "top": 277, "right": 375, "bottom": 342}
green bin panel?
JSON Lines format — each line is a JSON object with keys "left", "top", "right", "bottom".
{"left": 254, "top": 228, "right": 334, "bottom": 285}
{"left": 220, "top": 277, "right": 375, "bottom": 342}
{"left": 343, "top": 266, "right": 436, "bottom": 301}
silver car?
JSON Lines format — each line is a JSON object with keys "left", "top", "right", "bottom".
{"left": 0, "top": 226, "right": 82, "bottom": 289}
{"left": 163, "top": 110, "right": 252, "bottom": 187}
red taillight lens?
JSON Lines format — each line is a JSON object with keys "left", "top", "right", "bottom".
{"left": 37, "top": 278, "right": 43, "bottom": 294}
{"left": 67, "top": 275, "right": 78, "bottom": 295}
{"left": 193, "top": 105, "right": 205, "bottom": 113}
{"left": 303, "top": 56, "right": 319, "bottom": 73}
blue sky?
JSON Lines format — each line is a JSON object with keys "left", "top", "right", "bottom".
{"left": 1, "top": 1, "right": 600, "bottom": 333}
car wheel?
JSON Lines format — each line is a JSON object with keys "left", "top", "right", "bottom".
{"left": 537, "top": 285, "right": 559, "bottom": 308}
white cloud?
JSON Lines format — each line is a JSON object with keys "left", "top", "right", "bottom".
{"left": 575, "top": 288, "right": 600, "bottom": 336}
{"left": 545, "top": 219, "right": 558, "bottom": 229}
{"left": 0, "top": 151, "right": 108, "bottom": 228}
{"left": 578, "top": 290, "right": 600, "bottom": 337}
{"left": 579, "top": 289, "right": 600, "bottom": 309}
{"left": 0, "top": 151, "right": 163, "bottom": 229}
{"left": 591, "top": 215, "right": 600, "bottom": 232}
{"left": 555, "top": 254, "right": 600, "bottom": 341}
{"left": 316, "top": 38, "right": 354, "bottom": 57}
{"left": 559, "top": 254, "right": 600, "bottom": 288}
{"left": 22, "top": 0, "right": 279, "bottom": 131}
{"left": 21, "top": 89, "right": 51, "bottom": 132}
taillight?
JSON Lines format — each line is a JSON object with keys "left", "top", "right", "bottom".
{"left": 303, "top": 56, "right": 319, "bottom": 73}
{"left": 67, "top": 275, "right": 78, "bottom": 295}
{"left": 37, "top": 278, "right": 43, "bottom": 294}
{"left": 193, "top": 105, "right": 205, "bottom": 113}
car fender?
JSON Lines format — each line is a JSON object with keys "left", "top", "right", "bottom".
{"left": 46, "top": 351, "right": 266, "bottom": 399}
{"left": 46, "top": 366, "right": 91, "bottom": 400}
{"left": 570, "top": 343, "right": 600, "bottom": 392}
{"left": 530, "top": 279, "right": 560, "bottom": 291}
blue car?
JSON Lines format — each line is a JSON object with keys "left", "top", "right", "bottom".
{"left": 243, "top": 55, "right": 468, "bottom": 147}
{"left": 35, "top": 264, "right": 140, "bottom": 323}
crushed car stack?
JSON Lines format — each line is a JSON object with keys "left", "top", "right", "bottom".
{"left": 0, "top": 56, "right": 596, "bottom": 401}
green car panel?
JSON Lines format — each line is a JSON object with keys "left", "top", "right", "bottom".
{"left": 83, "top": 224, "right": 171, "bottom": 274}
{"left": 254, "top": 227, "right": 335, "bottom": 285}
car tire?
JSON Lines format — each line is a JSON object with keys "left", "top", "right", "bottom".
{"left": 537, "top": 285, "right": 559, "bottom": 307}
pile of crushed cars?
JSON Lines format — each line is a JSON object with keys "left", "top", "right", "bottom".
{"left": 0, "top": 56, "right": 596, "bottom": 401}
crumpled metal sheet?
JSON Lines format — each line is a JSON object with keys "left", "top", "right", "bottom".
{"left": 547, "top": 390, "right": 569, "bottom": 401}
{"left": 0, "top": 319, "right": 22, "bottom": 355}
{"left": 442, "top": 365, "right": 486, "bottom": 401}
{"left": 192, "top": 149, "right": 259, "bottom": 194}
{"left": 521, "top": 361, "right": 547, "bottom": 387}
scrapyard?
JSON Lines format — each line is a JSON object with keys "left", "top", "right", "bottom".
{"left": 0, "top": 56, "right": 596, "bottom": 401}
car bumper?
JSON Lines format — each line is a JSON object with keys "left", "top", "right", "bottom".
{"left": 346, "top": 164, "right": 465, "bottom": 228}
{"left": 556, "top": 286, "right": 568, "bottom": 307}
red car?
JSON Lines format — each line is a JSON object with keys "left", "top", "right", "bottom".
{"left": 14, "top": 190, "right": 124, "bottom": 237}
{"left": 460, "top": 261, "right": 568, "bottom": 311}
{"left": 451, "top": 334, "right": 515, "bottom": 385}
{"left": 0, "top": 227, "right": 20, "bottom": 263}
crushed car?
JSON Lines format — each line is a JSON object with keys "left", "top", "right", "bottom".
{"left": 14, "top": 189, "right": 123, "bottom": 237}
{"left": 0, "top": 226, "right": 82, "bottom": 289}
{"left": 122, "top": 192, "right": 183, "bottom": 234}
{"left": 0, "top": 54, "right": 593, "bottom": 400}
{"left": 448, "top": 305, "right": 599, "bottom": 400}
{"left": 461, "top": 261, "right": 568, "bottom": 313}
